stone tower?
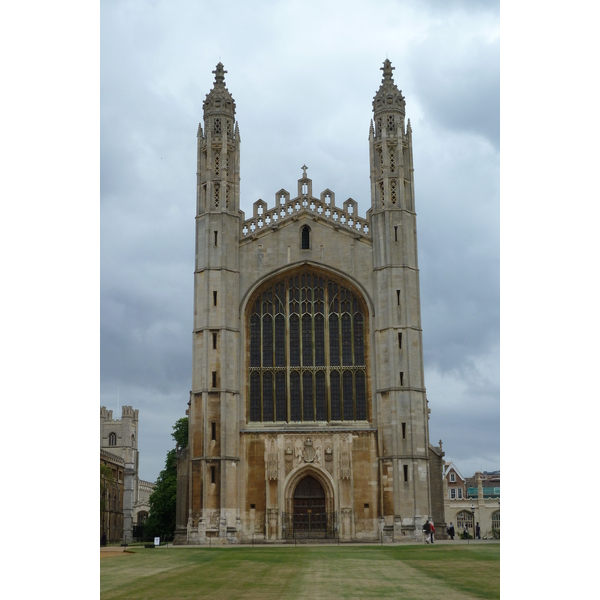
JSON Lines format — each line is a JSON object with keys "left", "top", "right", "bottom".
{"left": 189, "top": 62, "right": 242, "bottom": 539}
{"left": 176, "top": 60, "right": 442, "bottom": 545}
{"left": 369, "top": 59, "right": 430, "bottom": 533}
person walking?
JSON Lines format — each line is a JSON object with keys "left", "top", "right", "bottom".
{"left": 476, "top": 522, "right": 481, "bottom": 540}
{"left": 429, "top": 521, "right": 435, "bottom": 544}
{"left": 463, "top": 523, "right": 469, "bottom": 539}
{"left": 446, "top": 522, "right": 455, "bottom": 540}
{"left": 423, "top": 519, "right": 431, "bottom": 543}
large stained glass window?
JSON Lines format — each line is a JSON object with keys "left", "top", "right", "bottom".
{"left": 248, "top": 272, "right": 368, "bottom": 422}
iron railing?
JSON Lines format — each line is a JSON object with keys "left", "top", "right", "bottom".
{"left": 282, "top": 512, "right": 337, "bottom": 539}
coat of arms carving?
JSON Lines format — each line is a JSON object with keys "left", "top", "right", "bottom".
{"left": 303, "top": 438, "right": 315, "bottom": 463}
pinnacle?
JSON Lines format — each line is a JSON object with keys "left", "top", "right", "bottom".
{"left": 212, "top": 62, "right": 227, "bottom": 85}
{"left": 380, "top": 58, "right": 395, "bottom": 82}
{"left": 372, "top": 58, "right": 405, "bottom": 115}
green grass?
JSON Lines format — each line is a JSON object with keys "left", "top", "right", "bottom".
{"left": 101, "top": 543, "right": 499, "bottom": 599}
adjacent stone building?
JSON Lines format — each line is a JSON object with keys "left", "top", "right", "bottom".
{"left": 100, "top": 406, "right": 155, "bottom": 542}
{"left": 443, "top": 465, "right": 500, "bottom": 539}
{"left": 175, "top": 60, "right": 445, "bottom": 544}
{"left": 100, "top": 448, "right": 125, "bottom": 543}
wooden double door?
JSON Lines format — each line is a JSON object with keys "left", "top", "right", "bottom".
{"left": 293, "top": 476, "right": 326, "bottom": 531}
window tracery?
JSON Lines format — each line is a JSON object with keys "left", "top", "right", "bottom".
{"left": 387, "top": 114, "right": 396, "bottom": 133}
{"left": 492, "top": 511, "right": 500, "bottom": 530}
{"left": 248, "top": 272, "right": 368, "bottom": 423}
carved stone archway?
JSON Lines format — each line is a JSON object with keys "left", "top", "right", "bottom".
{"left": 283, "top": 464, "right": 335, "bottom": 515}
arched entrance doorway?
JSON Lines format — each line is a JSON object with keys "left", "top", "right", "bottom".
{"left": 293, "top": 475, "right": 327, "bottom": 536}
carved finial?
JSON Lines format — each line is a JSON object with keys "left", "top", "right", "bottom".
{"left": 212, "top": 62, "right": 227, "bottom": 84}
{"left": 369, "top": 120, "right": 374, "bottom": 137}
{"left": 301, "top": 164, "right": 308, "bottom": 177}
{"left": 439, "top": 439, "right": 443, "bottom": 449}
{"left": 381, "top": 58, "right": 395, "bottom": 81}
{"left": 407, "top": 118, "right": 412, "bottom": 133}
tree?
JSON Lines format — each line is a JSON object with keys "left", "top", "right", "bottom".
{"left": 172, "top": 417, "right": 189, "bottom": 450}
{"left": 143, "top": 417, "right": 188, "bottom": 541}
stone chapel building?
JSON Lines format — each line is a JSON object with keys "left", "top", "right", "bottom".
{"left": 174, "top": 60, "right": 445, "bottom": 544}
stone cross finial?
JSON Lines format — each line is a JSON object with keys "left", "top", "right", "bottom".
{"left": 380, "top": 59, "right": 395, "bottom": 80}
{"left": 212, "top": 62, "right": 227, "bottom": 84}
{"left": 301, "top": 164, "right": 308, "bottom": 177}
{"left": 439, "top": 439, "right": 443, "bottom": 449}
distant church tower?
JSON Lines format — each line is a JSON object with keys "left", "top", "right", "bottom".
{"left": 175, "top": 60, "right": 445, "bottom": 545}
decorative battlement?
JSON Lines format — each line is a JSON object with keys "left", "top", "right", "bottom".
{"left": 241, "top": 169, "right": 370, "bottom": 240}
{"left": 100, "top": 405, "right": 139, "bottom": 422}
{"left": 100, "top": 406, "right": 113, "bottom": 421}
{"left": 121, "top": 406, "right": 139, "bottom": 420}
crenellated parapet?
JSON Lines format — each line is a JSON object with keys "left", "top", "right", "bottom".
{"left": 241, "top": 170, "right": 370, "bottom": 240}
{"left": 121, "top": 405, "right": 139, "bottom": 420}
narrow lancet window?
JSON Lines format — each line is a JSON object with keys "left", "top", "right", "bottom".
{"left": 301, "top": 225, "right": 310, "bottom": 250}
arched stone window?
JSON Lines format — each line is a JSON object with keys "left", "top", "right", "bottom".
{"left": 108, "top": 432, "right": 117, "bottom": 446}
{"left": 492, "top": 511, "right": 500, "bottom": 530}
{"left": 247, "top": 270, "right": 368, "bottom": 423}
{"left": 301, "top": 225, "right": 310, "bottom": 250}
{"left": 456, "top": 510, "right": 474, "bottom": 531}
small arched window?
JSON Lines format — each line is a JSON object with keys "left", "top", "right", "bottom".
{"left": 492, "top": 511, "right": 500, "bottom": 530}
{"left": 131, "top": 434, "right": 135, "bottom": 448}
{"left": 456, "top": 510, "right": 474, "bottom": 530}
{"left": 108, "top": 432, "right": 117, "bottom": 446}
{"left": 301, "top": 225, "right": 310, "bottom": 250}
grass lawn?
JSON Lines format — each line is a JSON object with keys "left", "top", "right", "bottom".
{"left": 101, "top": 543, "right": 499, "bottom": 599}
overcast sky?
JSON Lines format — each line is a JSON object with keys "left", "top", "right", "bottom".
{"left": 100, "top": 0, "right": 499, "bottom": 483}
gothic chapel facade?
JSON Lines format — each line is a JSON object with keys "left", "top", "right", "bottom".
{"left": 175, "top": 61, "right": 445, "bottom": 544}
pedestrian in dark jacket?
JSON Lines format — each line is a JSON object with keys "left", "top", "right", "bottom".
{"left": 423, "top": 519, "right": 431, "bottom": 543}
{"left": 446, "top": 522, "right": 455, "bottom": 540}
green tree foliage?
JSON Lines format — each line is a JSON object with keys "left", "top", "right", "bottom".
{"left": 143, "top": 417, "right": 188, "bottom": 541}
{"left": 172, "top": 417, "right": 189, "bottom": 450}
